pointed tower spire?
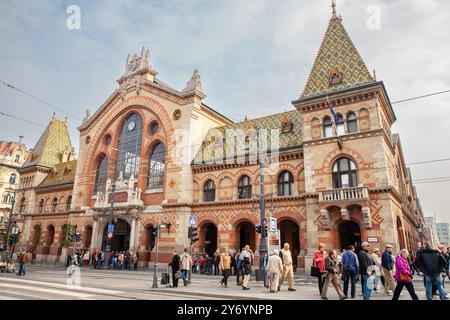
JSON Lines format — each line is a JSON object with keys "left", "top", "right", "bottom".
{"left": 299, "top": 5, "right": 374, "bottom": 99}
{"left": 331, "top": 0, "right": 338, "bottom": 19}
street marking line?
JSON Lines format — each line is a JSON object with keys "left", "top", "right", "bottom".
{"left": 1, "top": 290, "right": 47, "bottom": 300}
{"left": 1, "top": 277, "right": 122, "bottom": 295}
{"left": 0, "top": 283, "right": 93, "bottom": 298}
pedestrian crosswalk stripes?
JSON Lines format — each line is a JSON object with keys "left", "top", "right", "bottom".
{"left": 0, "top": 283, "right": 94, "bottom": 298}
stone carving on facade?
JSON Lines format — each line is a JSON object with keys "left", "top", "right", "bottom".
{"left": 320, "top": 209, "right": 331, "bottom": 230}
{"left": 124, "top": 47, "right": 150, "bottom": 76}
{"left": 362, "top": 206, "right": 372, "bottom": 229}
{"left": 341, "top": 208, "right": 350, "bottom": 220}
{"left": 182, "top": 69, "right": 203, "bottom": 94}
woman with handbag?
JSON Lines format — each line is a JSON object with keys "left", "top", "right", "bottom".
{"left": 313, "top": 243, "right": 328, "bottom": 296}
{"left": 169, "top": 250, "right": 181, "bottom": 288}
{"left": 392, "top": 249, "right": 419, "bottom": 300}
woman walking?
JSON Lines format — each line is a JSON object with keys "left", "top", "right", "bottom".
{"left": 392, "top": 249, "right": 419, "bottom": 300}
{"left": 168, "top": 250, "right": 181, "bottom": 288}
{"left": 321, "top": 250, "right": 347, "bottom": 300}
{"left": 313, "top": 243, "right": 327, "bottom": 296}
{"left": 219, "top": 248, "right": 231, "bottom": 288}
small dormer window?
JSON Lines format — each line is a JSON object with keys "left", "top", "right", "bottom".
{"left": 281, "top": 120, "right": 293, "bottom": 133}
{"left": 330, "top": 73, "right": 341, "bottom": 85}
{"left": 15, "top": 155, "right": 20, "bottom": 162}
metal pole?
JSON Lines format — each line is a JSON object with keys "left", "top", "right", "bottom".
{"left": 259, "top": 161, "right": 267, "bottom": 272}
{"left": 152, "top": 224, "right": 160, "bottom": 288}
{"left": 188, "top": 242, "right": 192, "bottom": 284}
{"left": 104, "top": 182, "right": 116, "bottom": 268}
{"left": 6, "top": 190, "right": 17, "bottom": 263}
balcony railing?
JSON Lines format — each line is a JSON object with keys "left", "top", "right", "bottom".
{"left": 319, "top": 186, "right": 369, "bottom": 202}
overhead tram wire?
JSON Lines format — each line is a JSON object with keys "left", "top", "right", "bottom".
{"left": 0, "top": 111, "right": 45, "bottom": 127}
{"left": 390, "top": 89, "right": 450, "bottom": 105}
{"left": 0, "top": 79, "right": 81, "bottom": 121}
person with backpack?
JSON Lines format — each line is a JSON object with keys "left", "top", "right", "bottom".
{"left": 417, "top": 242, "right": 448, "bottom": 300}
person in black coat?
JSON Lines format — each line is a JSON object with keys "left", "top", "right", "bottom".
{"left": 169, "top": 250, "right": 181, "bottom": 288}
{"left": 417, "top": 242, "right": 448, "bottom": 300}
{"left": 357, "top": 242, "right": 375, "bottom": 300}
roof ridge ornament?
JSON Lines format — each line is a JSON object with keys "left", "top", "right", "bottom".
{"left": 331, "top": 0, "right": 339, "bottom": 20}
{"left": 182, "top": 69, "right": 203, "bottom": 93}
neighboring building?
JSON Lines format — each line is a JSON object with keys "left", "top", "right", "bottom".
{"left": 424, "top": 216, "right": 439, "bottom": 247}
{"left": 15, "top": 5, "right": 425, "bottom": 268}
{"left": 436, "top": 222, "right": 449, "bottom": 247}
{"left": 0, "top": 137, "right": 30, "bottom": 222}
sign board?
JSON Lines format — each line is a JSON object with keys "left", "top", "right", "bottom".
{"left": 268, "top": 230, "right": 281, "bottom": 255}
{"left": 367, "top": 237, "right": 378, "bottom": 243}
{"left": 262, "top": 217, "right": 267, "bottom": 225}
{"left": 188, "top": 215, "right": 197, "bottom": 226}
{"left": 107, "top": 232, "right": 113, "bottom": 239}
{"left": 11, "top": 227, "right": 20, "bottom": 235}
{"left": 107, "top": 223, "right": 114, "bottom": 233}
{"left": 269, "top": 217, "right": 277, "bottom": 231}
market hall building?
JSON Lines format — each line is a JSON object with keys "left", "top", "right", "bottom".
{"left": 14, "top": 6, "right": 424, "bottom": 271}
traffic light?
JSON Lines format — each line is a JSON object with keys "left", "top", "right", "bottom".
{"left": 255, "top": 225, "right": 262, "bottom": 234}
{"left": 152, "top": 226, "right": 159, "bottom": 237}
{"left": 189, "top": 226, "right": 199, "bottom": 244}
{"left": 263, "top": 225, "right": 268, "bottom": 238}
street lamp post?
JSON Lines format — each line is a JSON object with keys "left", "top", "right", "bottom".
{"left": 152, "top": 223, "right": 160, "bottom": 288}
{"left": 5, "top": 189, "right": 17, "bottom": 263}
{"left": 104, "top": 181, "right": 116, "bottom": 268}
{"left": 258, "top": 161, "right": 268, "bottom": 273}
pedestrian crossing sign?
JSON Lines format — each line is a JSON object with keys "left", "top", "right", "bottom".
{"left": 188, "top": 215, "right": 197, "bottom": 226}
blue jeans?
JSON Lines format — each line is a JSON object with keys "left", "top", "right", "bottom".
{"left": 17, "top": 263, "right": 25, "bottom": 276}
{"left": 425, "top": 274, "right": 447, "bottom": 300}
{"left": 343, "top": 269, "right": 357, "bottom": 298}
{"left": 181, "top": 269, "right": 189, "bottom": 284}
{"left": 362, "top": 274, "right": 373, "bottom": 299}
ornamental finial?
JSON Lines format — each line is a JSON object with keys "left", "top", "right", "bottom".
{"left": 331, "top": 0, "right": 338, "bottom": 19}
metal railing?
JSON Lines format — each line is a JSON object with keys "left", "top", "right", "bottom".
{"left": 319, "top": 186, "right": 369, "bottom": 202}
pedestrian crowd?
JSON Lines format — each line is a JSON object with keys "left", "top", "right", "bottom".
{"left": 68, "top": 248, "right": 140, "bottom": 271}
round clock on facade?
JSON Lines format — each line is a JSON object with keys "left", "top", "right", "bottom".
{"left": 128, "top": 121, "right": 136, "bottom": 131}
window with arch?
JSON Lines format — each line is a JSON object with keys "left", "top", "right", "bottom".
{"left": 19, "top": 197, "right": 26, "bottom": 214}
{"left": 3, "top": 193, "right": 12, "bottom": 204}
{"left": 66, "top": 196, "right": 72, "bottom": 212}
{"left": 115, "top": 113, "right": 143, "bottom": 180}
{"left": 332, "top": 157, "right": 357, "bottom": 188}
{"left": 94, "top": 155, "right": 108, "bottom": 194}
{"left": 323, "top": 116, "right": 333, "bottom": 137}
{"left": 203, "top": 180, "right": 216, "bottom": 202}
{"left": 238, "top": 175, "right": 252, "bottom": 199}
{"left": 52, "top": 198, "right": 58, "bottom": 212}
{"left": 347, "top": 112, "right": 358, "bottom": 133}
{"left": 15, "top": 154, "right": 20, "bottom": 162}
{"left": 38, "top": 199, "right": 44, "bottom": 213}
{"left": 147, "top": 142, "right": 166, "bottom": 190}
{"left": 277, "top": 171, "right": 294, "bottom": 196}
{"left": 336, "top": 114, "right": 345, "bottom": 135}
{"left": 9, "top": 173, "right": 17, "bottom": 185}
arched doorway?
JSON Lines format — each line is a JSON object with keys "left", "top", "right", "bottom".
{"left": 339, "top": 220, "right": 362, "bottom": 252}
{"left": 279, "top": 219, "right": 300, "bottom": 269}
{"left": 236, "top": 221, "right": 255, "bottom": 251}
{"left": 201, "top": 222, "right": 218, "bottom": 256}
{"left": 145, "top": 225, "right": 156, "bottom": 251}
{"left": 46, "top": 225, "right": 55, "bottom": 246}
{"left": 102, "top": 219, "right": 131, "bottom": 252}
{"left": 396, "top": 217, "right": 406, "bottom": 250}
{"left": 84, "top": 226, "right": 93, "bottom": 248}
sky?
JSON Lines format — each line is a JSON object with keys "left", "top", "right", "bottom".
{"left": 0, "top": 0, "right": 449, "bottom": 223}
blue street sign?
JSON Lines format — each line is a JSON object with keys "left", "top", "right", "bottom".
{"left": 188, "top": 215, "right": 197, "bottom": 226}
{"left": 108, "top": 223, "right": 114, "bottom": 233}
{"left": 263, "top": 217, "right": 267, "bottom": 225}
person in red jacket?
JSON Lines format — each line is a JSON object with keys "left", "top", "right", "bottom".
{"left": 313, "top": 243, "right": 328, "bottom": 296}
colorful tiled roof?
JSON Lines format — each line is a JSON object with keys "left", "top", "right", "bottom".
{"left": 300, "top": 13, "right": 375, "bottom": 99}
{"left": 37, "top": 159, "right": 77, "bottom": 189}
{"left": 23, "top": 116, "right": 73, "bottom": 168}
{"left": 193, "top": 110, "right": 303, "bottom": 164}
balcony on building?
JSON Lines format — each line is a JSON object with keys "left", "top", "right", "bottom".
{"left": 318, "top": 186, "right": 369, "bottom": 203}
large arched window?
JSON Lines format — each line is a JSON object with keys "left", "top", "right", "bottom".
{"left": 203, "top": 180, "right": 216, "bottom": 202}
{"left": 115, "top": 113, "right": 143, "bottom": 180}
{"left": 38, "top": 199, "right": 44, "bottom": 213}
{"left": 19, "top": 197, "right": 26, "bottom": 214}
{"left": 277, "top": 171, "right": 294, "bottom": 196}
{"left": 238, "top": 175, "right": 252, "bottom": 199}
{"left": 332, "top": 157, "right": 357, "bottom": 188}
{"left": 336, "top": 114, "right": 345, "bottom": 135}
{"left": 147, "top": 142, "right": 165, "bottom": 190}
{"left": 347, "top": 112, "right": 358, "bottom": 133}
{"left": 9, "top": 173, "right": 16, "bottom": 185}
{"left": 66, "top": 196, "right": 72, "bottom": 212}
{"left": 323, "top": 116, "right": 333, "bottom": 137}
{"left": 94, "top": 155, "right": 108, "bottom": 194}
{"left": 52, "top": 197, "right": 58, "bottom": 212}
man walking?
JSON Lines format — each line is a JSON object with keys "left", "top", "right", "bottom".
{"left": 358, "top": 242, "right": 375, "bottom": 300}
{"left": 371, "top": 248, "right": 384, "bottom": 291}
{"left": 279, "top": 243, "right": 296, "bottom": 291}
{"left": 417, "top": 242, "right": 448, "bottom": 300}
{"left": 267, "top": 249, "right": 283, "bottom": 293}
{"left": 381, "top": 244, "right": 396, "bottom": 295}
{"left": 17, "top": 250, "right": 29, "bottom": 276}
{"left": 180, "top": 248, "right": 193, "bottom": 286}
{"left": 239, "top": 245, "right": 253, "bottom": 290}
{"left": 341, "top": 245, "right": 359, "bottom": 298}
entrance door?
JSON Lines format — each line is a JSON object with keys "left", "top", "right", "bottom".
{"left": 237, "top": 221, "right": 255, "bottom": 251}
{"left": 339, "top": 220, "right": 362, "bottom": 252}
{"left": 202, "top": 223, "right": 218, "bottom": 256}
{"left": 279, "top": 219, "right": 300, "bottom": 269}
{"left": 102, "top": 219, "right": 131, "bottom": 252}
